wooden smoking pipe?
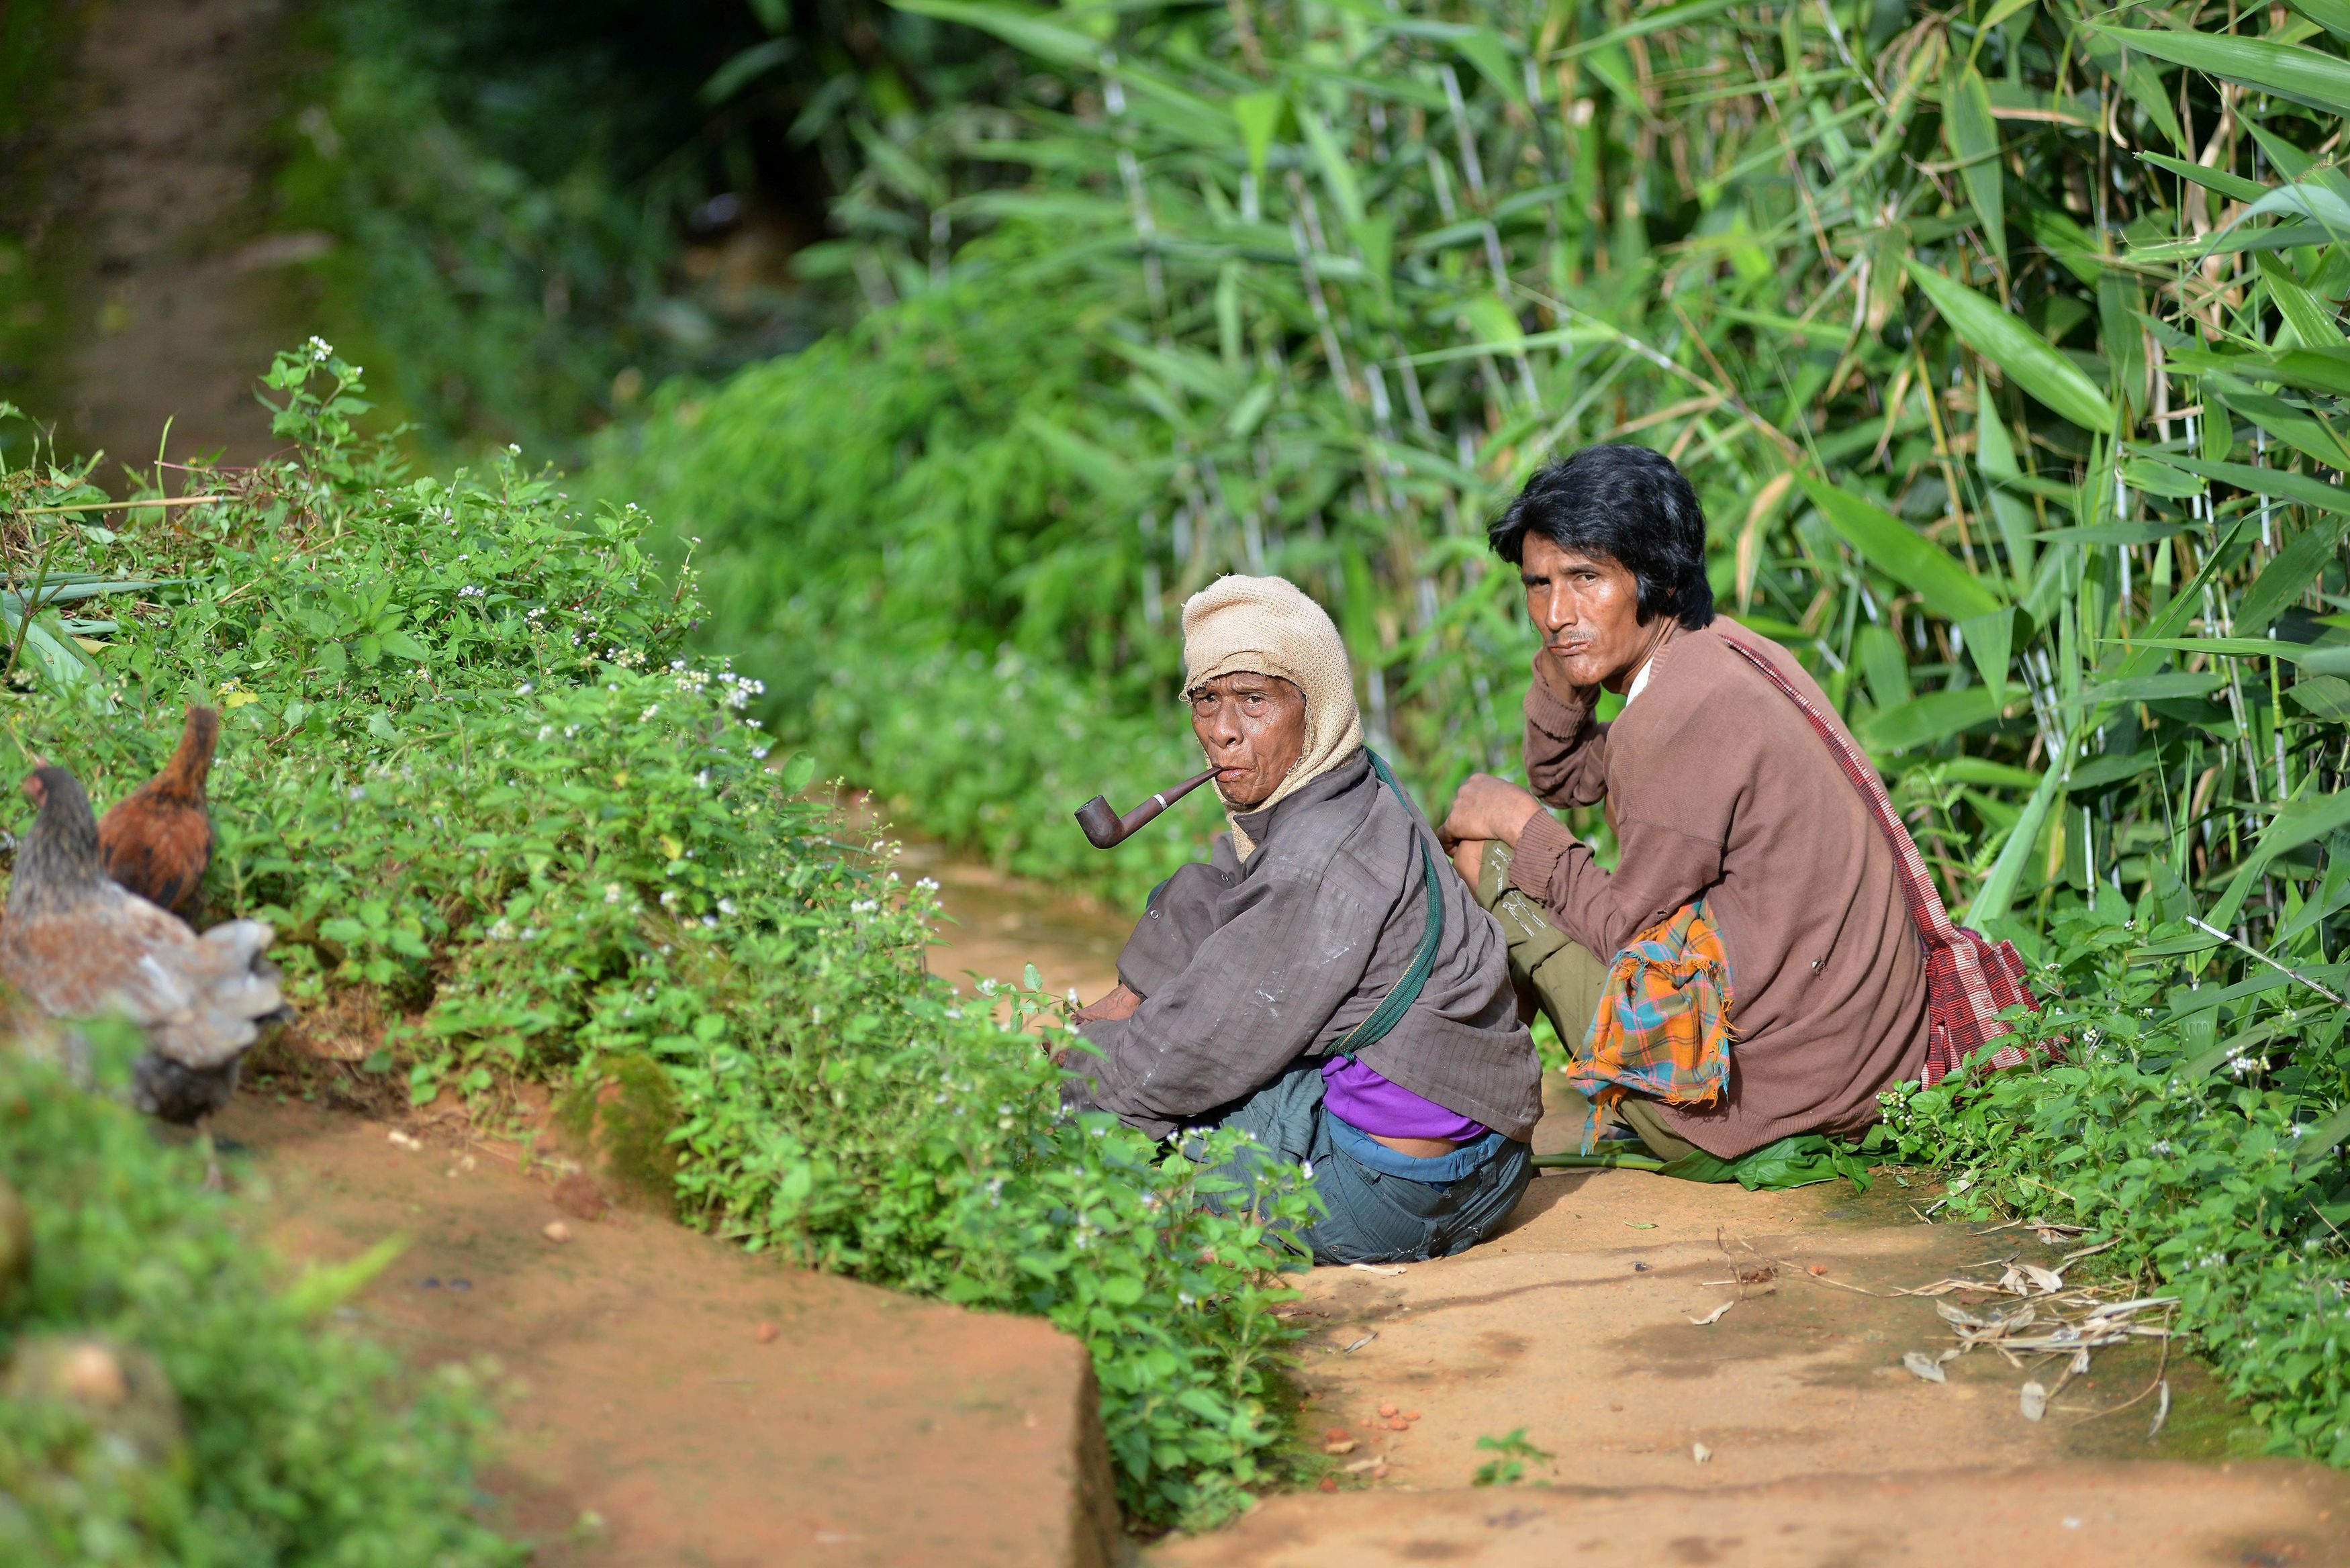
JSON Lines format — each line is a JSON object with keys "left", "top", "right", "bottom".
{"left": 1074, "top": 767, "right": 1217, "bottom": 849}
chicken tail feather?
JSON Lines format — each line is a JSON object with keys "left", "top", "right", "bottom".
{"left": 159, "top": 705, "right": 222, "bottom": 795}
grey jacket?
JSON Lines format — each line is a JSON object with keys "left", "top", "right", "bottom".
{"left": 1066, "top": 750, "right": 1542, "bottom": 1142}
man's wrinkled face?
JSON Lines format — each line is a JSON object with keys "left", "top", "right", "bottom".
{"left": 1520, "top": 534, "right": 1655, "bottom": 693}
{"left": 1188, "top": 671, "right": 1307, "bottom": 810}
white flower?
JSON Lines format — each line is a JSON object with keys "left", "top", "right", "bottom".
{"left": 717, "top": 897, "right": 737, "bottom": 915}
{"left": 515, "top": 681, "right": 534, "bottom": 695}
{"left": 604, "top": 883, "right": 624, "bottom": 904}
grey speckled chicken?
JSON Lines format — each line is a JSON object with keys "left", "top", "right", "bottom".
{"left": 1, "top": 766, "right": 285, "bottom": 1179}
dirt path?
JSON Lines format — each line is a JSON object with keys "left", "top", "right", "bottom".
{"left": 8, "top": 0, "right": 314, "bottom": 473}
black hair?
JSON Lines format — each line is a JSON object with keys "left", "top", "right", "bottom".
{"left": 1487, "top": 444, "right": 1715, "bottom": 630}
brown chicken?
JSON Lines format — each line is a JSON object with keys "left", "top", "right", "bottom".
{"left": 3, "top": 765, "right": 283, "bottom": 1183}
{"left": 97, "top": 705, "right": 218, "bottom": 920}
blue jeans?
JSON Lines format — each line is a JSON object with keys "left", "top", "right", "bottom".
{"left": 1183, "top": 1061, "right": 1532, "bottom": 1265}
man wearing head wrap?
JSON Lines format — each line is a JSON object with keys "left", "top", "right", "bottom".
{"left": 1063, "top": 575, "right": 1542, "bottom": 1265}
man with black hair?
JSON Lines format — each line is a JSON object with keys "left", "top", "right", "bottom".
{"left": 1439, "top": 444, "right": 1929, "bottom": 1165}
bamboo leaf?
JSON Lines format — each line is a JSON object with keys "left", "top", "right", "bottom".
{"left": 1548, "top": 0, "right": 1742, "bottom": 61}
{"left": 1906, "top": 262, "right": 2116, "bottom": 432}
{"left": 2211, "top": 387, "right": 2350, "bottom": 469}
{"left": 2120, "top": 455, "right": 2206, "bottom": 498}
{"left": 2137, "top": 150, "right": 2270, "bottom": 203}
{"left": 1943, "top": 62, "right": 2006, "bottom": 264}
{"left": 2166, "top": 453, "right": 2350, "bottom": 513}
{"left": 2079, "top": 30, "right": 2189, "bottom": 152}
{"left": 1019, "top": 412, "right": 1138, "bottom": 498}
{"left": 2291, "top": 0, "right": 2350, "bottom": 44}
{"left": 2115, "top": 636, "right": 2347, "bottom": 665}
{"left": 2293, "top": 1104, "right": 2350, "bottom": 1172}
{"left": 1232, "top": 91, "right": 1284, "bottom": 183}
{"left": 1297, "top": 107, "right": 1366, "bottom": 228}
{"left": 886, "top": 0, "right": 1102, "bottom": 68}
{"left": 2092, "top": 25, "right": 2350, "bottom": 121}
{"left": 1799, "top": 477, "right": 2006, "bottom": 622}
{"left": 1981, "top": 0, "right": 2040, "bottom": 36}
{"left": 1966, "top": 757, "right": 2068, "bottom": 925}
{"left": 1865, "top": 685, "right": 2003, "bottom": 752}
{"left": 1457, "top": 296, "right": 1525, "bottom": 350}
{"left": 2256, "top": 789, "right": 2350, "bottom": 867}
{"left": 2238, "top": 516, "right": 2350, "bottom": 632}
{"left": 1961, "top": 607, "right": 2016, "bottom": 713}
{"left": 2257, "top": 254, "right": 2349, "bottom": 348}
{"left": 1452, "top": 30, "right": 1523, "bottom": 103}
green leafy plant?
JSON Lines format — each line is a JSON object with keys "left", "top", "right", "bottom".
{"left": 1470, "top": 1427, "right": 1554, "bottom": 1487}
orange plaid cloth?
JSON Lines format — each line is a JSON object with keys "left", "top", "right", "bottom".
{"left": 1565, "top": 897, "right": 1734, "bottom": 1153}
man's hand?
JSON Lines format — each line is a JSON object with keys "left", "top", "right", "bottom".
{"left": 1448, "top": 836, "right": 1489, "bottom": 887}
{"left": 1070, "top": 982, "right": 1141, "bottom": 1027}
{"left": 1440, "top": 773, "right": 1544, "bottom": 851}
{"left": 1533, "top": 645, "right": 1601, "bottom": 704}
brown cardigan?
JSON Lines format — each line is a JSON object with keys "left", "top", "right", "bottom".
{"left": 1507, "top": 617, "right": 1928, "bottom": 1157}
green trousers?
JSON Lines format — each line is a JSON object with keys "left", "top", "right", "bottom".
{"left": 1472, "top": 840, "right": 1873, "bottom": 1191}
{"left": 1473, "top": 840, "right": 1701, "bottom": 1163}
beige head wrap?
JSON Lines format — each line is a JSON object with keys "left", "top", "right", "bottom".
{"left": 1180, "top": 574, "right": 1364, "bottom": 856}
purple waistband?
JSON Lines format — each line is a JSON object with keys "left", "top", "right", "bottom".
{"left": 1320, "top": 1056, "right": 1489, "bottom": 1141}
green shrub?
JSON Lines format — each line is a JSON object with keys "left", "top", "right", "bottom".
{"left": 0, "top": 1035, "right": 515, "bottom": 1566}
{"left": 1, "top": 345, "right": 1310, "bottom": 1528}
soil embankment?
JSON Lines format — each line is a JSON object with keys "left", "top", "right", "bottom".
{"left": 217, "top": 853, "right": 1130, "bottom": 1566}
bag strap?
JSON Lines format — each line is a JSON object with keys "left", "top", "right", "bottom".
{"left": 1329, "top": 750, "right": 1446, "bottom": 1056}
{"left": 1715, "top": 634, "right": 1962, "bottom": 952}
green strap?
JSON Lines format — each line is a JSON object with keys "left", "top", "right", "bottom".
{"left": 1329, "top": 751, "right": 1446, "bottom": 1057}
